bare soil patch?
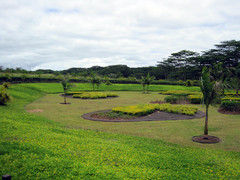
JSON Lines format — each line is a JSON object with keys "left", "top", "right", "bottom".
{"left": 192, "top": 135, "right": 221, "bottom": 143}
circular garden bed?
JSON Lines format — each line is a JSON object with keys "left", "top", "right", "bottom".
{"left": 82, "top": 109, "right": 205, "bottom": 122}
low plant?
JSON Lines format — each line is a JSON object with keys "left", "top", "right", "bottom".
{"left": 188, "top": 95, "right": 202, "bottom": 104}
{"left": 164, "top": 95, "right": 178, "bottom": 104}
{"left": 112, "top": 103, "right": 198, "bottom": 116}
{"left": 185, "top": 80, "right": 193, "bottom": 86}
{"left": 221, "top": 97, "right": 240, "bottom": 102}
{"left": 159, "top": 90, "right": 201, "bottom": 96}
{"left": 94, "top": 111, "right": 137, "bottom": 119}
{"left": 0, "top": 87, "right": 11, "bottom": 105}
{"left": 220, "top": 101, "right": 240, "bottom": 112}
{"left": 73, "top": 92, "right": 118, "bottom": 99}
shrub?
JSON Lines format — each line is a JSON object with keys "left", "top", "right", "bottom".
{"left": 221, "top": 97, "right": 240, "bottom": 102}
{"left": 188, "top": 95, "right": 202, "bottom": 104}
{"left": 165, "top": 95, "right": 178, "bottom": 104}
{"left": 159, "top": 90, "right": 201, "bottom": 96}
{"left": 73, "top": 92, "right": 118, "bottom": 99}
{"left": 220, "top": 101, "right": 240, "bottom": 112}
{"left": 112, "top": 103, "right": 198, "bottom": 116}
{"left": 0, "top": 87, "right": 11, "bottom": 105}
{"left": 3, "top": 82, "right": 11, "bottom": 89}
{"left": 185, "top": 80, "right": 193, "bottom": 86}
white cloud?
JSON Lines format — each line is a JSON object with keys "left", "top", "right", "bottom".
{"left": 0, "top": 0, "right": 240, "bottom": 70}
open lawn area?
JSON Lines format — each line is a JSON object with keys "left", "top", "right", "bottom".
{"left": 1, "top": 83, "right": 240, "bottom": 179}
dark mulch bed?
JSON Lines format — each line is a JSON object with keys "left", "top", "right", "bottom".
{"left": 82, "top": 110, "right": 205, "bottom": 122}
{"left": 218, "top": 109, "right": 240, "bottom": 115}
{"left": 192, "top": 135, "right": 221, "bottom": 144}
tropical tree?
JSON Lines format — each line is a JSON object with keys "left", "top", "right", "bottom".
{"left": 141, "top": 73, "right": 155, "bottom": 94}
{"left": 95, "top": 77, "right": 101, "bottom": 91}
{"left": 89, "top": 73, "right": 98, "bottom": 91}
{"left": 139, "top": 76, "right": 146, "bottom": 94}
{"left": 61, "top": 76, "right": 74, "bottom": 104}
{"left": 200, "top": 67, "right": 218, "bottom": 137}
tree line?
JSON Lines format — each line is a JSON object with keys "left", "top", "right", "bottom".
{"left": 0, "top": 40, "right": 239, "bottom": 81}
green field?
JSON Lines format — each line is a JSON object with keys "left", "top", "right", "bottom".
{"left": 1, "top": 83, "right": 240, "bottom": 179}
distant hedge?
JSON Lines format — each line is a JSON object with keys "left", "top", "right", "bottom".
{"left": 0, "top": 76, "right": 190, "bottom": 86}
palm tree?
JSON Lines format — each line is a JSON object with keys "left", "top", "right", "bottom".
{"left": 200, "top": 67, "right": 218, "bottom": 137}
{"left": 89, "top": 73, "right": 97, "bottom": 91}
{"left": 144, "top": 73, "right": 155, "bottom": 94}
{"left": 140, "top": 76, "right": 146, "bottom": 94}
{"left": 61, "top": 76, "right": 74, "bottom": 104}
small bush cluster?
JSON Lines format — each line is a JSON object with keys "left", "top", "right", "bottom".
{"left": 220, "top": 101, "right": 240, "bottom": 112}
{"left": 185, "top": 80, "right": 193, "bottom": 86}
{"left": 165, "top": 95, "right": 178, "bottom": 104}
{"left": 159, "top": 90, "right": 201, "bottom": 96}
{"left": 188, "top": 95, "right": 202, "bottom": 104}
{"left": 73, "top": 92, "right": 118, "bottom": 99}
{"left": 0, "top": 86, "right": 11, "bottom": 105}
{"left": 221, "top": 97, "right": 240, "bottom": 102}
{"left": 112, "top": 103, "right": 198, "bottom": 116}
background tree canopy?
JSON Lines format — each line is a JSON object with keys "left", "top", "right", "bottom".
{"left": 1, "top": 40, "right": 240, "bottom": 81}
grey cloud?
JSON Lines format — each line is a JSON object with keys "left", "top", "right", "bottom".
{"left": 0, "top": 0, "right": 240, "bottom": 70}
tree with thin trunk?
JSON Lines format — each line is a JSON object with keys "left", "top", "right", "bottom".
{"left": 140, "top": 76, "right": 146, "bottom": 94}
{"left": 89, "top": 73, "right": 98, "bottom": 91}
{"left": 200, "top": 67, "right": 218, "bottom": 138}
{"left": 61, "top": 76, "right": 74, "bottom": 104}
{"left": 144, "top": 73, "right": 155, "bottom": 94}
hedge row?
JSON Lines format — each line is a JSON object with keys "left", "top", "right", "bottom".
{"left": 72, "top": 92, "right": 118, "bottom": 99}
{"left": 112, "top": 103, "right": 198, "bottom": 116}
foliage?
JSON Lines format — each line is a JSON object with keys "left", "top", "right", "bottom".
{"left": 221, "top": 97, "right": 240, "bottom": 102}
{"left": 61, "top": 76, "right": 75, "bottom": 104}
{"left": 220, "top": 101, "right": 240, "bottom": 112}
{"left": 140, "top": 73, "right": 155, "bottom": 94}
{"left": 2, "top": 82, "right": 11, "bottom": 89}
{"left": 200, "top": 67, "right": 218, "bottom": 136}
{"left": 159, "top": 90, "right": 201, "bottom": 96}
{"left": 95, "top": 111, "right": 137, "bottom": 119}
{"left": 0, "top": 86, "right": 11, "bottom": 105}
{"left": 112, "top": 103, "right": 198, "bottom": 116}
{"left": 73, "top": 92, "right": 118, "bottom": 99}
{"left": 188, "top": 95, "right": 202, "bottom": 104}
{"left": 185, "top": 80, "right": 193, "bottom": 86}
{"left": 164, "top": 95, "right": 178, "bottom": 104}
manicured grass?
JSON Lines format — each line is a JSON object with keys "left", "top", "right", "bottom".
{"left": 1, "top": 83, "right": 240, "bottom": 179}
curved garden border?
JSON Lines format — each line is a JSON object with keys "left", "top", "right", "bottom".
{"left": 82, "top": 110, "right": 205, "bottom": 122}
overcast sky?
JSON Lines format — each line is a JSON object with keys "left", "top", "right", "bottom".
{"left": 0, "top": 0, "right": 240, "bottom": 70}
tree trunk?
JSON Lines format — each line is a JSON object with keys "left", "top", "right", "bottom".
{"left": 142, "top": 85, "right": 145, "bottom": 94}
{"left": 204, "top": 106, "right": 209, "bottom": 137}
{"left": 92, "top": 84, "right": 95, "bottom": 91}
{"left": 64, "top": 94, "right": 66, "bottom": 104}
{"left": 146, "top": 85, "right": 149, "bottom": 94}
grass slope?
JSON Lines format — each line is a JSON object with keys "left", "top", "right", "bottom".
{"left": 0, "top": 83, "right": 240, "bottom": 179}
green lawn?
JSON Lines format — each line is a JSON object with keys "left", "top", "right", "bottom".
{"left": 1, "top": 83, "right": 240, "bottom": 179}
